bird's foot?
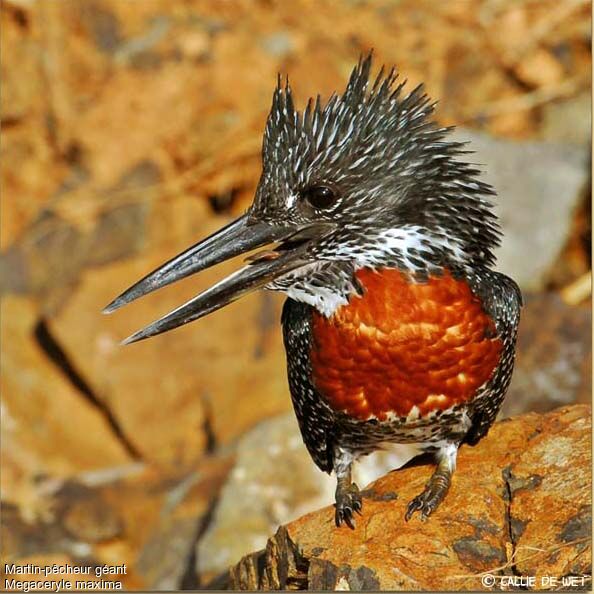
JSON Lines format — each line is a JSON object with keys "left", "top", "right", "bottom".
{"left": 335, "top": 481, "right": 362, "bottom": 529}
{"left": 405, "top": 467, "right": 451, "bottom": 522}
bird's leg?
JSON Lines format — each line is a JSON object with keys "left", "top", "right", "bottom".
{"left": 405, "top": 442, "right": 458, "bottom": 521}
{"left": 334, "top": 447, "right": 362, "bottom": 529}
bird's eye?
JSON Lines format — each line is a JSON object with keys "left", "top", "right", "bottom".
{"left": 302, "top": 185, "right": 338, "bottom": 210}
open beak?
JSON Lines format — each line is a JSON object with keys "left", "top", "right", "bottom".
{"left": 103, "top": 213, "right": 330, "bottom": 344}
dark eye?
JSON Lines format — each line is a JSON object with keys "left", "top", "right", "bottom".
{"left": 302, "top": 185, "right": 338, "bottom": 210}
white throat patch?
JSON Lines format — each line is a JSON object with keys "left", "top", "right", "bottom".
{"left": 267, "top": 225, "right": 468, "bottom": 317}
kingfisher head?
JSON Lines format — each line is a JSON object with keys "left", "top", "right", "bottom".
{"left": 104, "top": 54, "right": 500, "bottom": 342}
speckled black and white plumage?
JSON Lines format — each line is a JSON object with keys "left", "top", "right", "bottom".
{"left": 464, "top": 267, "right": 523, "bottom": 445}
{"left": 255, "top": 57, "right": 500, "bottom": 260}
{"left": 255, "top": 56, "right": 506, "bottom": 315}
{"left": 262, "top": 55, "right": 523, "bottom": 525}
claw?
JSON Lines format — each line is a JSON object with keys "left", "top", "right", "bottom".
{"left": 405, "top": 472, "right": 452, "bottom": 521}
{"left": 404, "top": 497, "right": 422, "bottom": 522}
{"left": 335, "top": 482, "right": 362, "bottom": 529}
{"left": 404, "top": 445, "right": 456, "bottom": 522}
{"left": 336, "top": 507, "right": 356, "bottom": 529}
{"left": 405, "top": 488, "right": 443, "bottom": 521}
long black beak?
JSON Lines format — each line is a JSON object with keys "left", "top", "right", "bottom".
{"left": 103, "top": 213, "right": 329, "bottom": 344}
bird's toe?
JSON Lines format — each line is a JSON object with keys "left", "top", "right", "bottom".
{"left": 335, "top": 482, "right": 363, "bottom": 529}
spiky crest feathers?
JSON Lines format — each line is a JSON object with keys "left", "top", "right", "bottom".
{"left": 263, "top": 54, "right": 440, "bottom": 171}
{"left": 257, "top": 54, "right": 502, "bottom": 314}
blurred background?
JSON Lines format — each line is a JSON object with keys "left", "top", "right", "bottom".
{"left": 1, "top": 0, "right": 591, "bottom": 589}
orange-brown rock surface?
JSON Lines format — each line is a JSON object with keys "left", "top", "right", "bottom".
{"left": 228, "top": 405, "right": 591, "bottom": 591}
{"left": 1, "top": 296, "right": 132, "bottom": 515}
{"left": 1, "top": 457, "right": 232, "bottom": 590}
{"left": 44, "top": 197, "right": 289, "bottom": 466}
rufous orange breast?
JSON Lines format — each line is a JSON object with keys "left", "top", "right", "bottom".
{"left": 310, "top": 268, "right": 502, "bottom": 421}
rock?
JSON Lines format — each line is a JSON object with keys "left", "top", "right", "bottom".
{"left": 197, "top": 415, "right": 335, "bottom": 583}
{"left": 177, "top": 29, "right": 211, "bottom": 60}
{"left": 0, "top": 160, "right": 159, "bottom": 306}
{"left": 501, "top": 293, "right": 591, "bottom": 417}
{"left": 1, "top": 172, "right": 291, "bottom": 474}
{"left": 44, "top": 193, "right": 291, "bottom": 467}
{"left": 0, "top": 5, "right": 70, "bottom": 248}
{"left": 507, "top": 406, "right": 591, "bottom": 582}
{"left": 513, "top": 49, "right": 565, "bottom": 89}
{"left": 540, "top": 92, "right": 592, "bottom": 146}
{"left": 260, "top": 32, "right": 296, "bottom": 58}
{"left": 1, "top": 553, "right": 106, "bottom": 591}
{"left": 1, "top": 296, "right": 131, "bottom": 520}
{"left": 6, "top": 0, "right": 588, "bottom": 252}
{"left": 198, "top": 414, "right": 442, "bottom": 583}
{"left": 77, "top": 1, "right": 123, "bottom": 55}
{"left": 451, "top": 129, "right": 589, "bottom": 291}
{"left": 228, "top": 405, "right": 591, "bottom": 590}
{"left": 1, "top": 458, "right": 232, "bottom": 590}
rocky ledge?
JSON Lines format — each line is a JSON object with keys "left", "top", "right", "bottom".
{"left": 225, "top": 405, "right": 591, "bottom": 590}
